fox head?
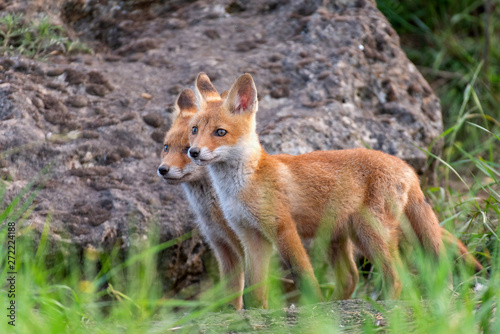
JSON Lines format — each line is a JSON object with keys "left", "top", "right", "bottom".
{"left": 188, "top": 72, "right": 260, "bottom": 166}
{"left": 157, "top": 89, "right": 206, "bottom": 184}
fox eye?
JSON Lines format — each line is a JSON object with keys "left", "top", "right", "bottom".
{"left": 192, "top": 126, "right": 198, "bottom": 135}
{"left": 183, "top": 146, "right": 190, "bottom": 154}
{"left": 163, "top": 145, "right": 168, "bottom": 152}
{"left": 215, "top": 129, "right": 227, "bottom": 137}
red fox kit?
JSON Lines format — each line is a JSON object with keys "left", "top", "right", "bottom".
{"left": 157, "top": 89, "right": 245, "bottom": 310}
{"left": 187, "top": 72, "right": 483, "bottom": 306}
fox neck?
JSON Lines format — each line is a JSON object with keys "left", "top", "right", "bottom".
{"left": 182, "top": 175, "right": 211, "bottom": 194}
{"left": 182, "top": 175, "right": 218, "bottom": 216}
{"left": 208, "top": 131, "right": 263, "bottom": 197}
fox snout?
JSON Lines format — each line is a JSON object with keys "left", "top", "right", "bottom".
{"left": 157, "top": 164, "right": 186, "bottom": 184}
{"left": 156, "top": 164, "right": 170, "bottom": 178}
{"left": 157, "top": 165, "right": 169, "bottom": 177}
{"left": 189, "top": 147, "right": 200, "bottom": 159}
{"left": 188, "top": 147, "right": 211, "bottom": 166}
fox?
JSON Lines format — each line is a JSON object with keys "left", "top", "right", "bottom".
{"left": 187, "top": 72, "right": 484, "bottom": 307}
{"left": 157, "top": 89, "right": 245, "bottom": 310}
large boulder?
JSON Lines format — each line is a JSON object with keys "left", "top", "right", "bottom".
{"left": 0, "top": 0, "right": 442, "bottom": 294}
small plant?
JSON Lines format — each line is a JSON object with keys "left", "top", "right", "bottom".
{"left": 0, "top": 13, "right": 25, "bottom": 55}
{"left": 0, "top": 14, "right": 91, "bottom": 58}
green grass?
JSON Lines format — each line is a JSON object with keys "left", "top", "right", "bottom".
{"left": 377, "top": 0, "right": 500, "bottom": 163}
{"left": 0, "top": 14, "right": 91, "bottom": 58}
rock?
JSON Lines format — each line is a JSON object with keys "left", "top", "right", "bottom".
{"left": 87, "top": 71, "right": 114, "bottom": 91}
{"left": 116, "top": 146, "right": 132, "bottom": 158}
{"left": 168, "top": 85, "right": 183, "bottom": 95}
{"left": 86, "top": 84, "right": 110, "bottom": 97}
{"left": 143, "top": 113, "right": 163, "bottom": 128}
{"left": 0, "top": 168, "right": 11, "bottom": 180}
{"left": 141, "top": 92, "right": 152, "bottom": 100}
{"left": 115, "top": 38, "right": 159, "bottom": 56}
{"left": 235, "top": 40, "right": 258, "bottom": 52}
{"left": 164, "top": 18, "right": 187, "bottom": 30}
{"left": 104, "top": 152, "right": 121, "bottom": 165}
{"left": 151, "top": 129, "right": 166, "bottom": 143}
{"left": 204, "top": 29, "right": 220, "bottom": 40}
{"left": 120, "top": 112, "right": 136, "bottom": 122}
{"left": 0, "top": 0, "right": 443, "bottom": 298}
{"left": 104, "top": 54, "right": 122, "bottom": 62}
{"left": 270, "top": 86, "right": 290, "bottom": 99}
{"left": 12, "top": 60, "right": 30, "bottom": 73}
{"left": 47, "top": 82, "right": 68, "bottom": 92}
{"left": 46, "top": 68, "right": 65, "bottom": 76}
{"left": 41, "top": 94, "right": 72, "bottom": 125}
{"left": 65, "top": 68, "right": 87, "bottom": 85}
{"left": 189, "top": 299, "right": 405, "bottom": 332}
{"left": 82, "top": 130, "right": 100, "bottom": 139}
{"left": 31, "top": 97, "right": 45, "bottom": 109}
{"left": 0, "top": 58, "right": 14, "bottom": 70}
{"left": 66, "top": 95, "right": 88, "bottom": 108}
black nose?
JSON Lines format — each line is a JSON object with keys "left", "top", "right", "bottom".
{"left": 189, "top": 147, "right": 200, "bottom": 158}
{"left": 157, "top": 165, "right": 169, "bottom": 176}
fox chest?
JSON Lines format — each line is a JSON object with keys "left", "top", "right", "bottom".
{"left": 217, "top": 191, "right": 260, "bottom": 230}
{"left": 182, "top": 183, "right": 228, "bottom": 239}
{"left": 208, "top": 164, "right": 262, "bottom": 230}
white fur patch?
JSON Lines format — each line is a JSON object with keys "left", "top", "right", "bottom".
{"left": 197, "top": 146, "right": 219, "bottom": 162}
{"left": 182, "top": 179, "right": 232, "bottom": 243}
{"left": 207, "top": 136, "right": 262, "bottom": 232}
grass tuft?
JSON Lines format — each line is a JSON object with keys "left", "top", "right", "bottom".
{"left": 0, "top": 14, "right": 92, "bottom": 58}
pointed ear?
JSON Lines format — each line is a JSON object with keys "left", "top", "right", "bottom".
{"left": 173, "top": 89, "right": 196, "bottom": 119}
{"left": 223, "top": 73, "right": 258, "bottom": 114}
{"left": 177, "top": 89, "right": 197, "bottom": 113}
{"left": 194, "top": 73, "right": 220, "bottom": 108}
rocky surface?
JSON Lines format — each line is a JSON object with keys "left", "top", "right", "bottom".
{"left": 0, "top": 0, "right": 442, "bottom": 294}
{"left": 157, "top": 299, "right": 409, "bottom": 332}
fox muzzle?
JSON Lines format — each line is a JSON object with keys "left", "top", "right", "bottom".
{"left": 189, "top": 147, "right": 200, "bottom": 159}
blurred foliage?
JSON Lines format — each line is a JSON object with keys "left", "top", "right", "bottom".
{"left": 378, "top": 0, "right": 500, "bottom": 163}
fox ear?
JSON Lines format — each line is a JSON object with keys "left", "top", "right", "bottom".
{"left": 223, "top": 73, "right": 258, "bottom": 114}
{"left": 195, "top": 73, "right": 220, "bottom": 108}
{"left": 173, "top": 89, "right": 197, "bottom": 119}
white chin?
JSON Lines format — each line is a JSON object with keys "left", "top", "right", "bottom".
{"left": 195, "top": 157, "right": 217, "bottom": 166}
{"left": 164, "top": 177, "right": 186, "bottom": 184}
{"left": 194, "top": 160, "right": 208, "bottom": 166}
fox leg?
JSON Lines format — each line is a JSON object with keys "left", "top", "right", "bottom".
{"left": 329, "top": 238, "right": 359, "bottom": 299}
{"left": 274, "top": 216, "right": 324, "bottom": 304}
{"left": 238, "top": 227, "right": 273, "bottom": 309}
{"left": 385, "top": 224, "right": 404, "bottom": 298}
{"left": 351, "top": 212, "right": 402, "bottom": 299}
{"left": 212, "top": 240, "right": 245, "bottom": 310}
